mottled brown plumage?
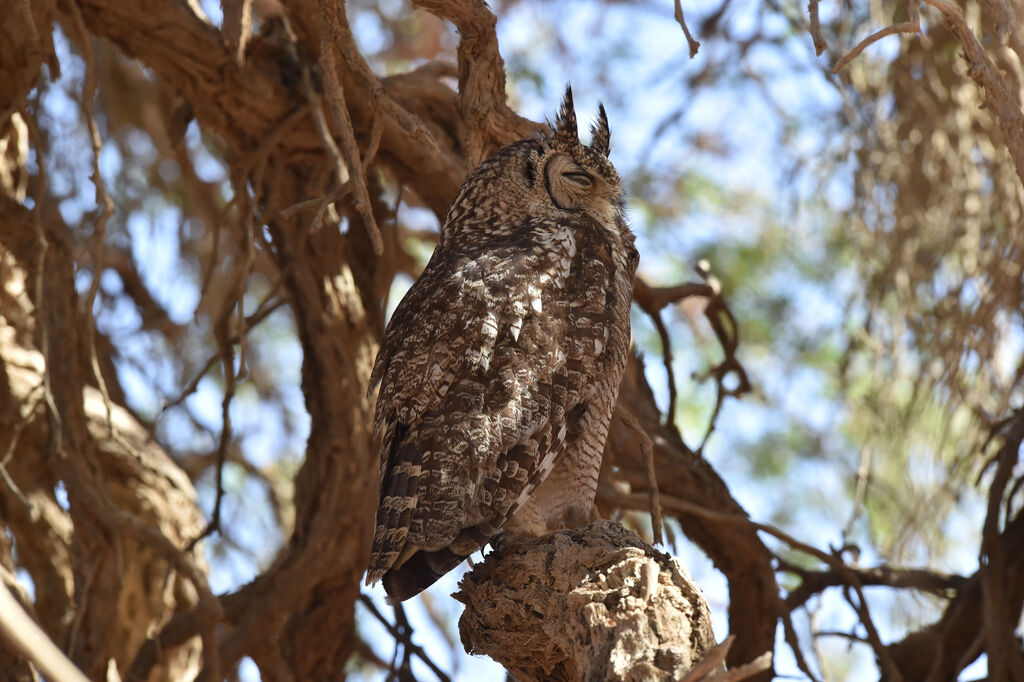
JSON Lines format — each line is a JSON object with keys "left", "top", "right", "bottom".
{"left": 366, "top": 86, "right": 638, "bottom": 602}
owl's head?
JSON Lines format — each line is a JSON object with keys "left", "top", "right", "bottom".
{"left": 440, "top": 86, "right": 628, "bottom": 244}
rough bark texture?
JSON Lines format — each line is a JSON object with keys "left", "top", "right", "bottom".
{"left": 0, "top": 200, "right": 206, "bottom": 680}
{"left": 456, "top": 521, "right": 717, "bottom": 682}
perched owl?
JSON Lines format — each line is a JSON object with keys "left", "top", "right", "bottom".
{"left": 365, "top": 86, "right": 638, "bottom": 603}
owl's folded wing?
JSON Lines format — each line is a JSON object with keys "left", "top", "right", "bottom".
{"left": 365, "top": 228, "right": 606, "bottom": 600}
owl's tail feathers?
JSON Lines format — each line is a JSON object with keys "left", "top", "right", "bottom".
{"left": 381, "top": 548, "right": 467, "bottom": 604}
{"left": 366, "top": 448, "right": 422, "bottom": 586}
{"left": 365, "top": 521, "right": 413, "bottom": 586}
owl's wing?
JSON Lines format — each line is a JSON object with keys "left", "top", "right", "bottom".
{"left": 366, "top": 226, "right": 615, "bottom": 601}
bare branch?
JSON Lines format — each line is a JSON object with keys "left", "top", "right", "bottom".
{"left": 357, "top": 594, "right": 452, "bottom": 682}
{"left": 699, "top": 652, "right": 773, "bottom": 681}
{"left": 674, "top": 0, "right": 702, "bottom": 58}
{"left": 633, "top": 277, "right": 715, "bottom": 311}
{"left": 832, "top": 22, "right": 921, "bottom": 73}
{"left": 807, "top": 0, "right": 827, "bottom": 55}
{"left": 616, "top": 405, "right": 664, "bottom": 545}
{"left": 784, "top": 563, "right": 964, "bottom": 611}
{"left": 828, "top": 0, "right": 1024, "bottom": 187}
{"left": 0, "top": 581, "right": 89, "bottom": 682}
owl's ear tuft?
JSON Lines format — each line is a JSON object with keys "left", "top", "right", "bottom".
{"left": 590, "top": 103, "right": 610, "bottom": 157}
{"left": 554, "top": 85, "right": 579, "bottom": 147}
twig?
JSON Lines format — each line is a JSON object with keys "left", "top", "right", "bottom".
{"left": 646, "top": 491, "right": 902, "bottom": 679}
{"left": 278, "top": 181, "right": 353, "bottom": 221}
{"left": 698, "top": 293, "right": 752, "bottom": 452}
{"left": 161, "top": 296, "right": 286, "bottom": 412}
{"left": 813, "top": 629, "right": 869, "bottom": 643}
{"left": 179, "top": 446, "right": 292, "bottom": 534}
{"left": 832, "top": 22, "right": 921, "bottom": 73}
{"left": 232, "top": 105, "right": 309, "bottom": 225}
{"left": 186, "top": 335, "right": 236, "bottom": 550}
{"left": 842, "top": 582, "right": 902, "bottom": 680}
{"left": 782, "top": 561, "right": 963, "bottom": 611}
{"left": 188, "top": 209, "right": 255, "bottom": 549}
{"left": 198, "top": 195, "right": 234, "bottom": 301}
{"left": 632, "top": 277, "right": 719, "bottom": 427}
{"left": 633, "top": 271, "right": 751, "bottom": 455}
{"left": 67, "top": 0, "right": 126, "bottom": 451}
{"left": 841, "top": 446, "right": 872, "bottom": 540}
{"left": 298, "top": 59, "right": 347, "bottom": 201}
{"left": 0, "top": 383, "right": 44, "bottom": 507}
{"left": 807, "top": 0, "right": 827, "bottom": 55}
{"left": 652, "top": 309, "right": 678, "bottom": 425}
{"left": 781, "top": 610, "right": 823, "bottom": 682}
{"left": 357, "top": 594, "right": 452, "bottom": 682}
{"left": 617, "top": 406, "right": 664, "bottom": 545}
{"left": 363, "top": 113, "right": 384, "bottom": 171}
{"left": 392, "top": 603, "right": 416, "bottom": 678}
{"left": 674, "top": 0, "right": 702, "bottom": 58}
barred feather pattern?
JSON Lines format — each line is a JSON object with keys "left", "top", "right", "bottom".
{"left": 366, "top": 86, "right": 638, "bottom": 602}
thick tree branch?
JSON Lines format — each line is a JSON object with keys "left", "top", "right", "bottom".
{"left": 456, "top": 521, "right": 755, "bottom": 681}
{"left": 0, "top": 581, "right": 89, "bottom": 682}
{"left": 412, "top": 0, "right": 538, "bottom": 166}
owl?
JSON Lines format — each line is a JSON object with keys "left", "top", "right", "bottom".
{"left": 365, "top": 86, "right": 638, "bottom": 603}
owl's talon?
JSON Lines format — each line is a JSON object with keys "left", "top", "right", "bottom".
{"left": 488, "top": 532, "right": 506, "bottom": 554}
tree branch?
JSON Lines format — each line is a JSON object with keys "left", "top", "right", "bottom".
{"left": 456, "top": 521, "right": 727, "bottom": 681}
{"left": 412, "top": 0, "right": 538, "bottom": 166}
{"left": 0, "top": 581, "right": 89, "bottom": 682}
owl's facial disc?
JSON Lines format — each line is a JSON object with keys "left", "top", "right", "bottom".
{"left": 544, "top": 154, "right": 596, "bottom": 210}
{"left": 543, "top": 153, "right": 621, "bottom": 228}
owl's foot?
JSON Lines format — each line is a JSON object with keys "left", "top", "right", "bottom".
{"left": 487, "top": 532, "right": 506, "bottom": 554}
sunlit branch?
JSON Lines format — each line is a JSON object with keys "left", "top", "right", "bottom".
{"left": 0, "top": 581, "right": 89, "bottom": 682}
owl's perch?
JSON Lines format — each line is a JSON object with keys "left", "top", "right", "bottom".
{"left": 455, "top": 520, "right": 768, "bottom": 681}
